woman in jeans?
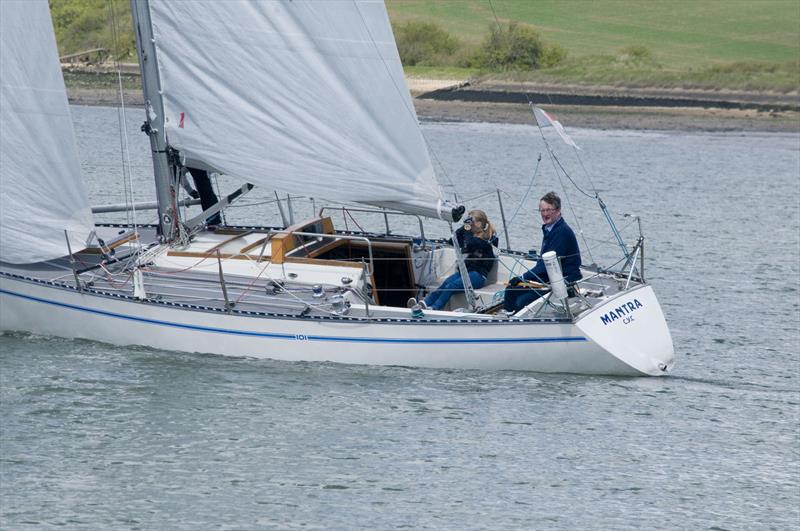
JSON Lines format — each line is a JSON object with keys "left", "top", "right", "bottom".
{"left": 415, "top": 210, "right": 498, "bottom": 311}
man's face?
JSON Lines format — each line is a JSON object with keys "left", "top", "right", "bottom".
{"left": 539, "top": 200, "right": 561, "bottom": 226}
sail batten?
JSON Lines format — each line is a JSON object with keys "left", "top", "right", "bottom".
{"left": 0, "top": 0, "right": 95, "bottom": 264}
{"left": 148, "top": 0, "right": 442, "bottom": 210}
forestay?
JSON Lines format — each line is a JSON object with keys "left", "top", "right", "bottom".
{"left": 148, "top": 0, "right": 444, "bottom": 214}
{"left": 0, "top": 0, "right": 95, "bottom": 264}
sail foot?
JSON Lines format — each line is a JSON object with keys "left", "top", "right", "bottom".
{"left": 364, "top": 200, "right": 464, "bottom": 222}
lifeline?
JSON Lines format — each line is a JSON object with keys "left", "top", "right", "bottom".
{"left": 600, "top": 299, "right": 643, "bottom": 325}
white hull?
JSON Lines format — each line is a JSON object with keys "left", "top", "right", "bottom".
{"left": 1, "top": 274, "right": 674, "bottom": 376}
{"left": 1, "top": 4, "right": 676, "bottom": 379}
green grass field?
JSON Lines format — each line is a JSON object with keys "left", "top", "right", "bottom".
{"left": 387, "top": 0, "right": 799, "bottom": 67}
{"left": 389, "top": 0, "right": 799, "bottom": 91}
{"left": 52, "top": 0, "right": 799, "bottom": 93}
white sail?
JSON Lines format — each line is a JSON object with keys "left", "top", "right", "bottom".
{"left": 148, "top": 0, "right": 443, "bottom": 211}
{"left": 0, "top": 0, "right": 95, "bottom": 264}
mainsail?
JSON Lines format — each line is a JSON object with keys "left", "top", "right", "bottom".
{"left": 146, "top": 0, "right": 448, "bottom": 217}
{"left": 0, "top": 0, "right": 95, "bottom": 264}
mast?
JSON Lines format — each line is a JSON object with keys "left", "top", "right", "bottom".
{"left": 130, "top": 0, "right": 177, "bottom": 240}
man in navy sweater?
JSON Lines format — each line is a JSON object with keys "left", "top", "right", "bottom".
{"left": 504, "top": 191, "right": 582, "bottom": 313}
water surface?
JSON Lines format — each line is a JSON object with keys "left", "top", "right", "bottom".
{"left": 1, "top": 106, "right": 798, "bottom": 529}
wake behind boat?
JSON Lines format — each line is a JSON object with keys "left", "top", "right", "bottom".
{"left": 0, "top": 0, "right": 674, "bottom": 376}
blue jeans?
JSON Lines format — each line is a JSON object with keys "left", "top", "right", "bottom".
{"left": 503, "top": 285, "right": 547, "bottom": 312}
{"left": 424, "top": 271, "right": 486, "bottom": 310}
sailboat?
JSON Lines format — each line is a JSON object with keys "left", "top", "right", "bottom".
{"left": 0, "top": 0, "right": 674, "bottom": 376}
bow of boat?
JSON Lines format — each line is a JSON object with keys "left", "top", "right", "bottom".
{"left": 575, "top": 284, "right": 675, "bottom": 376}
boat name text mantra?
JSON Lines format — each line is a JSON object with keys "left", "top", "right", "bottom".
{"left": 600, "top": 299, "right": 643, "bottom": 326}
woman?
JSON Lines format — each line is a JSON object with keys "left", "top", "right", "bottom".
{"left": 415, "top": 210, "right": 498, "bottom": 311}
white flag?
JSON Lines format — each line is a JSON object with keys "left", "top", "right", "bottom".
{"left": 532, "top": 106, "right": 581, "bottom": 150}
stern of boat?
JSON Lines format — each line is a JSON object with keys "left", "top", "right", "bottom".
{"left": 575, "top": 285, "right": 675, "bottom": 376}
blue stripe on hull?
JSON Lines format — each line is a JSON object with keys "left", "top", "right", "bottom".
{"left": 0, "top": 288, "right": 587, "bottom": 345}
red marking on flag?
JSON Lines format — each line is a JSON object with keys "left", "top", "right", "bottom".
{"left": 179, "top": 112, "right": 185, "bottom": 128}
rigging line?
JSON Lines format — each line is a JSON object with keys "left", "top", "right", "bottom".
{"left": 551, "top": 144, "right": 628, "bottom": 258}
{"left": 535, "top": 121, "right": 596, "bottom": 265}
{"left": 233, "top": 257, "right": 273, "bottom": 305}
{"left": 582, "top": 233, "right": 631, "bottom": 247}
{"left": 351, "top": 0, "right": 455, "bottom": 200}
{"left": 497, "top": 255, "right": 531, "bottom": 279}
{"left": 525, "top": 94, "right": 594, "bottom": 201}
{"left": 531, "top": 99, "right": 629, "bottom": 259}
{"left": 216, "top": 249, "right": 347, "bottom": 316}
{"left": 507, "top": 153, "right": 542, "bottom": 226}
{"left": 106, "top": 0, "right": 141, "bottom": 248}
{"left": 555, "top": 110, "right": 600, "bottom": 197}
{"left": 105, "top": 1, "right": 129, "bottom": 229}
{"left": 460, "top": 190, "right": 500, "bottom": 204}
{"left": 573, "top": 145, "right": 601, "bottom": 196}
{"left": 550, "top": 150, "right": 596, "bottom": 199}
{"left": 227, "top": 199, "right": 282, "bottom": 209}
{"left": 596, "top": 253, "right": 630, "bottom": 273}
{"left": 345, "top": 209, "right": 366, "bottom": 233}
{"left": 487, "top": 0, "right": 502, "bottom": 27}
{"left": 526, "top": 96, "right": 594, "bottom": 263}
{"left": 99, "top": 264, "right": 134, "bottom": 289}
{"left": 226, "top": 194, "right": 313, "bottom": 209}
{"left": 212, "top": 172, "right": 226, "bottom": 225}
{"left": 142, "top": 253, "right": 214, "bottom": 275}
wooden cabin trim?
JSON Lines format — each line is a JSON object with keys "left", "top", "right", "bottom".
{"left": 239, "top": 234, "right": 273, "bottom": 254}
{"left": 271, "top": 216, "right": 334, "bottom": 264}
{"left": 285, "top": 238, "right": 344, "bottom": 260}
{"left": 212, "top": 227, "right": 257, "bottom": 236}
{"left": 283, "top": 256, "right": 364, "bottom": 269}
{"left": 82, "top": 232, "right": 139, "bottom": 254}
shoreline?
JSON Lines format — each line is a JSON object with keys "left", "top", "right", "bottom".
{"left": 410, "top": 78, "right": 799, "bottom": 132}
{"left": 66, "top": 86, "right": 800, "bottom": 133}
{"left": 413, "top": 98, "right": 800, "bottom": 132}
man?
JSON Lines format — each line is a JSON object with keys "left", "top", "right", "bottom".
{"left": 186, "top": 167, "right": 221, "bottom": 226}
{"left": 503, "top": 191, "right": 581, "bottom": 313}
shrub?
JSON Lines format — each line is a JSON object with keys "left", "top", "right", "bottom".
{"left": 616, "top": 45, "right": 656, "bottom": 66}
{"left": 393, "top": 21, "right": 460, "bottom": 66}
{"left": 540, "top": 43, "right": 568, "bottom": 68}
{"left": 478, "top": 22, "right": 550, "bottom": 70}
{"left": 50, "top": 0, "right": 135, "bottom": 60}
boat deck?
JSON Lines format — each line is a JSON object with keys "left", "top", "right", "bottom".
{"left": 1, "top": 224, "right": 630, "bottom": 323}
